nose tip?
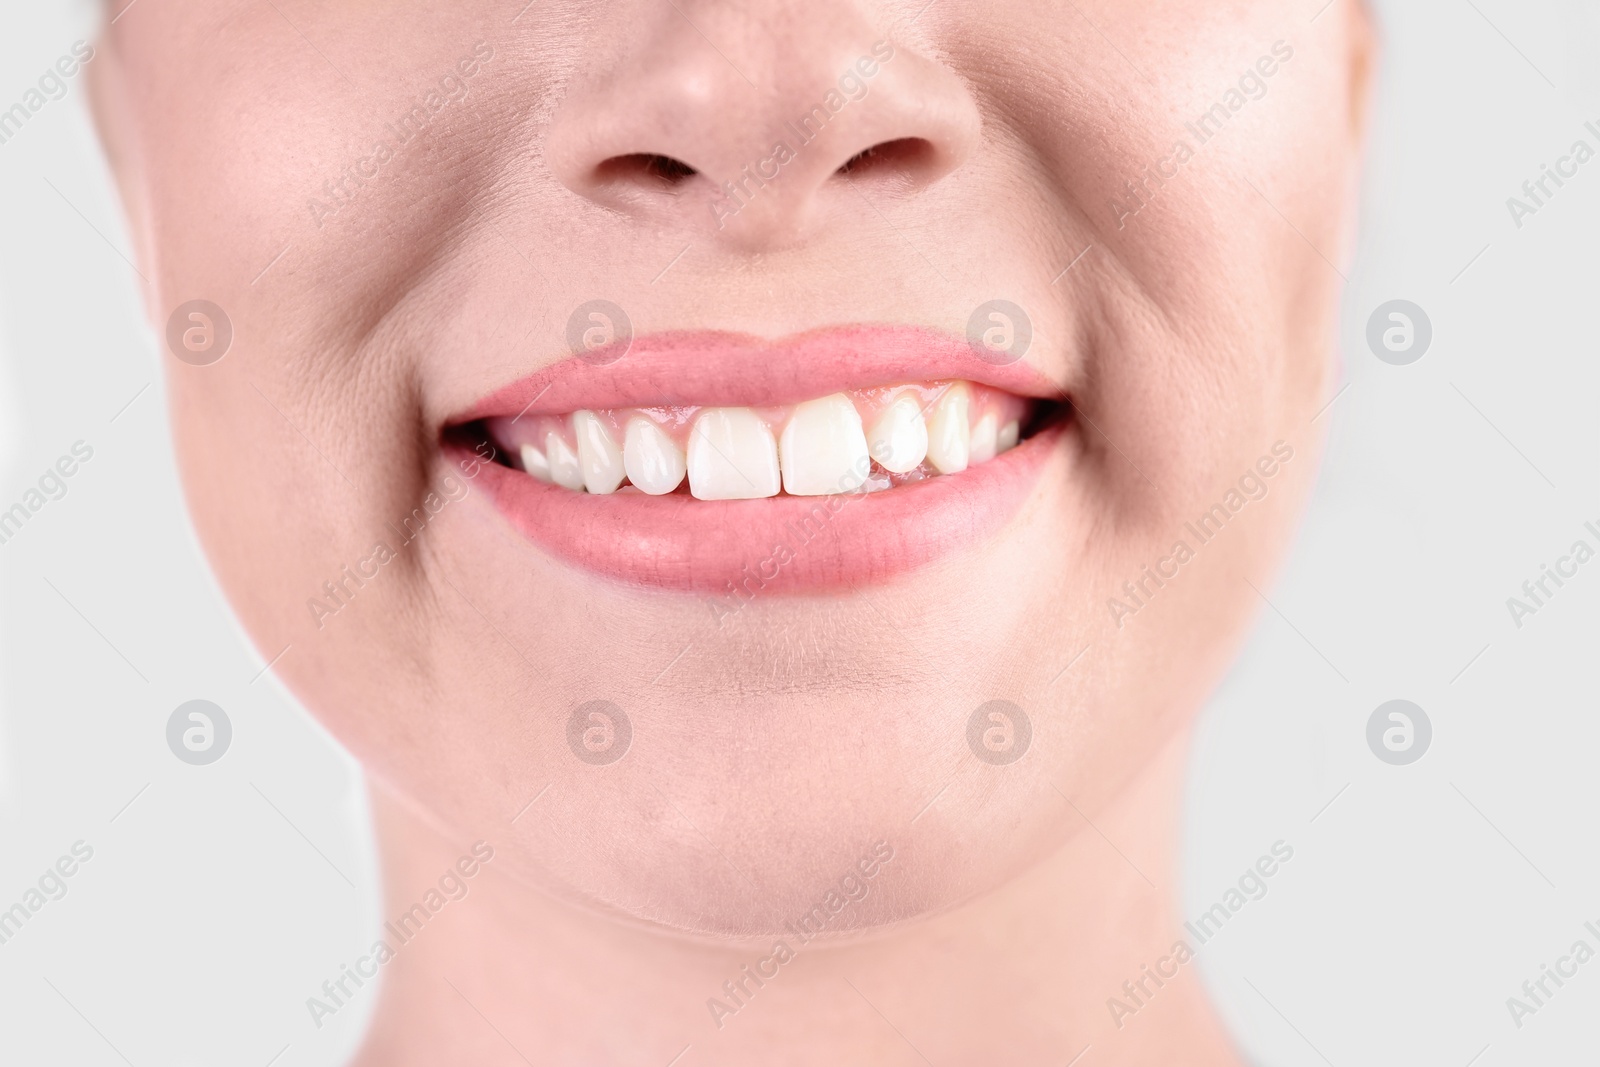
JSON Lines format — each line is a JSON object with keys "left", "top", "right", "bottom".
{"left": 545, "top": 11, "right": 980, "bottom": 249}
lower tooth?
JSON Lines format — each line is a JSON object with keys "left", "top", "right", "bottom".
{"left": 545, "top": 431, "right": 586, "bottom": 491}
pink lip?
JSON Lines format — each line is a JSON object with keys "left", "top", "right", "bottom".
{"left": 459, "top": 324, "right": 1064, "bottom": 419}
{"left": 450, "top": 325, "right": 1068, "bottom": 593}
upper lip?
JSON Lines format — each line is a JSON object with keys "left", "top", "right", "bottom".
{"left": 454, "top": 323, "right": 1065, "bottom": 422}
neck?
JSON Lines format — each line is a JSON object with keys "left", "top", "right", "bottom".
{"left": 349, "top": 730, "right": 1240, "bottom": 1066}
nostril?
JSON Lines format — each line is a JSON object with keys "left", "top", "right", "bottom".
{"left": 836, "top": 138, "right": 935, "bottom": 178}
{"left": 594, "top": 152, "right": 698, "bottom": 190}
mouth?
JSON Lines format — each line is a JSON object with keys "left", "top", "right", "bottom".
{"left": 446, "top": 325, "right": 1071, "bottom": 595}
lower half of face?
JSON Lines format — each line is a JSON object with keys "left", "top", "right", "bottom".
{"left": 112, "top": 0, "right": 1360, "bottom": 937}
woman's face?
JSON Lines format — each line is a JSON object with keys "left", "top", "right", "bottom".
{"left": 97, "top": 0, "right": 1367, "bottom": 936}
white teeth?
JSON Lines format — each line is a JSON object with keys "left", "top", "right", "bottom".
{"left": 687, "top": 407, "right": 781, "bottom": 500}
{"left": 780, "top": 393, "right": 871, "bottom": 496}
{"left": 623, "top": 417, "right": 687, "bottom": 495}
{"left": 545, "top": 431, "right": 586, "bottom": 491}
{"left": 520, "top": 442, "right": 552, "bottom": 483}
{"left": 866, "top": 395, "right": 929, "bottom": 474}
{"left": 969, "top": 411, "right": 999, "bottom": 464}
{"left": 998, "top": 419, "right": 1020, "bottom": 452}
{"left": 510, "top": 381, "right": 1025, "bottom": 496}
{"left": 573, "top": 411, "right": 625, "bottom": 494}
{"left": 925, "top": 384, "right": 971, "bottom": 474}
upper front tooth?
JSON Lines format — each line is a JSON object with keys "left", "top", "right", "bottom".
{"left": 574, "top": 411, "right": 625, "bottom": 494}
{"left": 969, "top": 411, "right": 999, "bottom": 464}
{"left": 687, "top": 407, "right": 781, "bottom": 500}
{"left": 867, "top": 395, "right": 929, "bottom": 474}
{"left": 623, "top": 417, "right": 687, "bottom": 495}
{"left": 520, "top": 442, "right": 552, "bottom": 483}
{"left": 925, "top": 384, "right": 971, "bottom": 474}
{"left": 545, "top": 430, "right": 586, "bottom": 491}
{"left": 780, "top": 393, "right": 871, "bottom": 496}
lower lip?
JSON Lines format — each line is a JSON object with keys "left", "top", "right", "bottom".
{"left": 452, "top": 421, "right": 1065, "bottom": 594}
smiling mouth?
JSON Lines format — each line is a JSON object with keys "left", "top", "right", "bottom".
{"left": 446, "top": 325, "right": 1071, "bottom": 592}
{"left": 471, "top": 380, "right": 1044, "bottom": 500}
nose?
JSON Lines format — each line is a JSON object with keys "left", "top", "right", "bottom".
{"left": 544, "top": 3, "right": 981, "bottom": 249}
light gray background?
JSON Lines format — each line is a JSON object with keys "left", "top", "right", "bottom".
{"left": 2, "top": 1, "right": 1596, "bottom": 1064}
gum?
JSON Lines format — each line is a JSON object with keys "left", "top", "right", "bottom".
{"left": 485, "top": 380, "right": 1030, "bottom": 459}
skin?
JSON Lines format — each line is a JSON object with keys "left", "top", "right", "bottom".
{"left": 92, "top": 0, "right": 1372, "bottom": 1062}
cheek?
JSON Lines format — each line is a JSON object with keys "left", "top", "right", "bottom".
{"left": 164, "top": 331, "right": 439, "bottom": 726}
{"left": 125, "top": 6, "right": 513, "bottom": 326}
